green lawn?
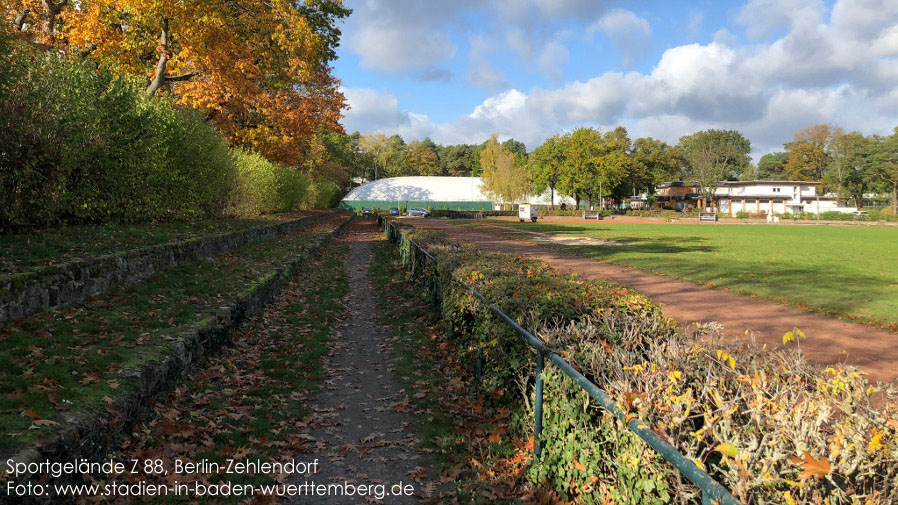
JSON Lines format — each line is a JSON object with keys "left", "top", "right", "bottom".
{"left": 488, "top": 220, "right": 898, "bottom": 329}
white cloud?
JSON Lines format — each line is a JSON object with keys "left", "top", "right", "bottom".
{"left": 341, "top": 87, "right": 412, "bottom": 134}
{"left": 589, "top": 9, "right": 651, "bottom": 65}
{"left": 343, "top": 0, "right": 898, "bottom": 156}
{"left": 536, "top": 39, "right": 570, "bottom": 81}
{"left": 347, "top": 0, "right": 478, "bottom": 74}
{"left": 736, "top": 0, "right": 825, "bottom": 40}
{"left": 466, "top": 35, "right": 508, "bottom": 89}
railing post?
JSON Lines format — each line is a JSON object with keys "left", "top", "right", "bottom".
{"left": 534, "top": 350, "right": 545, "bottom": 459}
{"left": 431, "top": 277, "right": 438, "bottom": 307}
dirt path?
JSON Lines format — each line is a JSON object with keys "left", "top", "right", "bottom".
{"left": 285, "top": 222, "right": 430, "bottom": 504}
{"left": 413, "top": 219, "right": 898, "bottom": 383}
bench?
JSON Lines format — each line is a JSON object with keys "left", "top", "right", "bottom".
{"left": 699, "top": 212, "right": 718, "bottom": 223}
{"left": 583, "top": 211, "right": 603, "bottom": 220}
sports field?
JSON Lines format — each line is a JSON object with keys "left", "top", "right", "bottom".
{"left": 491, "top": 220, "right": 898, "bottom": 329}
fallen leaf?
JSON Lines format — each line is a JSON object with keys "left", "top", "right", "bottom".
{"left": 788, "top": 451, "right": 830, "bottom": 481}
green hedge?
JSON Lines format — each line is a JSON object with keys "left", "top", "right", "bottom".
{"left": 228, "top": 148, "right": 309, "bottom": 216}
{"left": 308, "top": 181, "right": 342, "bottom": 209}
{"left": 398, "top": 225, "right": 897, "bottom": 505}
{"left": 0, "top": 34, "right": 234, "bottom": 230}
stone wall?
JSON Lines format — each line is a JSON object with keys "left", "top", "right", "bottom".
{"left": 0, "top": 211, "right": 341, "bottom": 327}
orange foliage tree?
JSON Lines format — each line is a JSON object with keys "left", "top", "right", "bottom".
{"left": 4, "top": 0, "right": 349, "bottom": 166}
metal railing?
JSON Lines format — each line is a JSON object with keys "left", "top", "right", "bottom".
{"left": 380, "top": 217, "right": 740, "bottom": 505}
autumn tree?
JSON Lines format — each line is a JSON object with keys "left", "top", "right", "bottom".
{"left": 406, "top": 140, "right": 442, "bottom": 176}
{"left": 678, "top": 129, "right": 751, "bottom": 209}
{"left": 480, "top": 134, "right": 529, "bottom": 204}
{"left": 6, "top": 0, "right": 350, "bottom": 167}
{"left": 359, "top": 132, "right": 390, "bottom": 180}
{"left": 530, "top": 135, "right": 565, "bottom": 209}
{"left": 784, "top": 124, "right": 835, "bottom": 183}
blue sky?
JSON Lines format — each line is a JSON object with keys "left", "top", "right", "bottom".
{"left": 334, "top": 0, "right": 898, "bottom": 157}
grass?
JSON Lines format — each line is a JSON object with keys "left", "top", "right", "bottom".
{"left": 0, "top": 211, "right": 313, "bottom": 276}
{"left": 0, "top": 215, "right": 346, "bottom": 455}
{"left": 482, "top": 220, "right": 898, "bottom": 329}
{"left": 369, "top": 238, "right": 529, "bottom": 504}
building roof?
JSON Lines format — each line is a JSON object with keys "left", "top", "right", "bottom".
{"left": 719, "top": 180, "right": 820, "bottom": 186}
{"left": 342, "top": 176, "right": 489, "bottom": 202}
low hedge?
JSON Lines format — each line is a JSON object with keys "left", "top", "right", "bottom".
{"left": 397, "top": 224, "right": 898, "bottom": 504}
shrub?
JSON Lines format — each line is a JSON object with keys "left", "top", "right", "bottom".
{"left": 396, "top": 223, "right": 898, "bottom": 505}
{"left": 0, "top": 36, "right": 234, "bottom": 229}
{"left": 306, "top": 181, "right": 342, "bottom": 208}
{"left": 228, "top": 148, "right": 308, "bottom": 216}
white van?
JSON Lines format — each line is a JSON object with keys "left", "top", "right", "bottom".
{"left": 518, "top": 204, "right": 538, "bottom": 223}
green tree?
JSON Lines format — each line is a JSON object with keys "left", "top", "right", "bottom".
{"left": 501, "top": 138, "right": 527, "bottom": 158}
{"left": 383, "top": 134, "right": 408, "bottom": 177}
{"left": 480, "top": 133, "right": 530, "bottom": 204}
{"left": 826, "top": 130, "right": 874, "bottom": 206}
{"left": 530, "top": 135, "right": 565, "bottom": 209}
{"left": 871, "top": 127, "right": 898, "bottom": 214}
{"left": 439, "top": 144, "right": 479, "bottom": 176}
{"left": 558, "top": 128, "right": 603, "bottom": 210}
{"left": 593, "top": 127, "right": 631, "bottom": 209}
{"left": 757, "top": 152, "right": 788, "bottom": 180}
{"left": 628, "top": 137, "right": 682, "bottom": 195}
{"left": 678, "top": 129, "right": 751, "bottom": 208}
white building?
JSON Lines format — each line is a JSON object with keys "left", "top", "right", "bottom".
{"left": 340, "top": 176, "right": 576, "bottom": 210}
{"left": 714, "top": 181, "right": 839, "bottom": 215}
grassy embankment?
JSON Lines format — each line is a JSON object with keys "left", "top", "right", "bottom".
{"left": 0, "top": 216, "right": 346, "bottom": 454}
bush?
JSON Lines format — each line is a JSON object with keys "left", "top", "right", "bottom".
{"left": 228, "top": 148, "right": 309, "bottom": 216}
{"left": 0, "top": 35, "right": 234, "bottom": 229}
{"left": 397, "top": 224, "right": 898, "bottom": 505}
{"left": 306, "top": 181, "right": 342, "bottom": 208}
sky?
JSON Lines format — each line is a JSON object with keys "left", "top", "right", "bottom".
{"left": 334, "top": 0, "right": 898, "bottom": 158}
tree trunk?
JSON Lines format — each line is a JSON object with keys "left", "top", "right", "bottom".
{"left": 893, "top": 181, "right": 897, "bottom": 215}
{"left": 13, "top": 9, "right": 29, "bottom": 30}
{"left": 549, "top": 183, "right": 555, "bottom": 210}
{"left": 41, "top": 0, "right": 66, "bottom": 34}
{"left": 146, "top": 19, "right": 170, "bottom": 97}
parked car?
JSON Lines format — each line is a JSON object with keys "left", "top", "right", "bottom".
{"left": 389, "top": 207, "right": 400, "bottom": 216}
{"left": 407, "top": 207, "right": 431, "bottom": 217}
{"left": 360, "top": 207, "right": 373, "bottom": 216}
